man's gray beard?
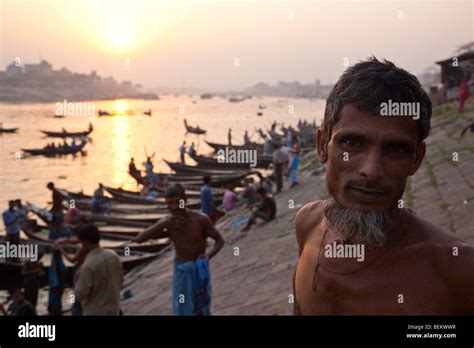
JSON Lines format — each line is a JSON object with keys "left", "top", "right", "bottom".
{"left": 323, "top": 200, "right": 392, "bottom": 248}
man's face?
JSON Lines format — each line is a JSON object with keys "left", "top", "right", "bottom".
{"left": 79, "top": 239, "right": 91, "bottom": 252}
{"left": 318, "top": 104, "right": 425, "bottom": 212}
{"left": 166, "top": 196, "right": 183, "bottom": 213}
{"left": 13, "top": 291, "right": 23, "bottom": 304}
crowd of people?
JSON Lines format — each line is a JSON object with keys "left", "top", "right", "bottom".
{"left": 2, "top": 118, "right": 307, "bottom": 317}
{"left": 2, "top": 182, "right": 125, "bottom": 316}
{"left": 44, "top": 139, "right": 77, "bottom": 150}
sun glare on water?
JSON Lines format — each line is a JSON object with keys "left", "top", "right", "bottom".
{"left": 113, "top": 99, "right": 129, "bottom": 115}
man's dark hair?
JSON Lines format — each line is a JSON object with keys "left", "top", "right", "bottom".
{"left": 203, "top": 176, "right": 211, "bottom": 184}
{"left": 323, "top": 57, "right": 432, "bottom": 143}
{"left": 76, "top": 223, "right": 100, "bottom": 244}
{"left": 47, "top": 182, "right": 54, "bottom": 189}
{"left": 9, "top": 288, "right": 23, "bottom": 299}
{"left": 165, "top": 183, "right": 186, "bottom": 199}
{"left": 166, "top": 185, "right": 186, "bottom": 200}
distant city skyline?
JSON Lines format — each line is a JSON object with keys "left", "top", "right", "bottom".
{"left": 1, "top": 0, "right": 472, "bottom": 91}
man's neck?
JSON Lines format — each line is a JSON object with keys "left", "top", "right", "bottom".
{"left": 173, "top": 209, "right": 188, "bottom": 216}
{"left": 88, "top": 244, "right": 100, "bottom": 252}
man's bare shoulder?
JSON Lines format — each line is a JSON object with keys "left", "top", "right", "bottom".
{"left": 406, "top": 210, "right": 474, "bottom": 268}
{"left": 407, "top": 210, "right": 466, "bottom": 246}
{"left": 295, "top": 200, "right": 326, "bottom": 249}
{"left": 186, "top": 210, "right": 212, "bottom": 225}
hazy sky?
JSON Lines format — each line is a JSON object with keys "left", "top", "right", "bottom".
{"left": 0, "top": 0, "right": 473, "bottom": 91}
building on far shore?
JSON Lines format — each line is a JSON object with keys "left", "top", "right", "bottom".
{"left": 241, "top": 79, "right": 333, "bottom": 99}
{"left": 0, "top": 59, "right": 158, "bottom": 102}
{"left": 435, "top": 51, "right": 474, "bottom": 102}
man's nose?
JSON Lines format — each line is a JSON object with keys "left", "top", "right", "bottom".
{"left": 358, "top": 148, "right": 384, "bottom": 182}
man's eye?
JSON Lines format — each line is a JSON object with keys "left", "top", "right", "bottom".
{"left": 343, "top": 138, "right": 360, "bottom": 147}
{"left": 389, "top": 144, "right": 408, "bottom": 153}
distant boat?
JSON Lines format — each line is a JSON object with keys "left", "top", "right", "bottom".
{"left": 184, "top": 119, "right": 206, "bottom": 135}
{"left": 229, "top": 97, "right": 245, "bottom": 103}
{"left": 98, "top": 110, "right": 111, "bottom": 116}
{"left": 40, "top": 123, "right": 93, "bottom": 138}
{"left": 22, "top": 140, "right": 87, "bottom": 157}
{"left": 257, "top": 112, "right": 263, "bottom": 116}
{"left": 0, "top": 127, "right": 18, "bottom": 134}
{"left": 200, "top": 93, "right": 213, "bottom": 99}
{"left": 98, "top": 110, "right": 133, "bottom": 117}
{"left": 144, "top": 109, "right": 152, "bottom": 116}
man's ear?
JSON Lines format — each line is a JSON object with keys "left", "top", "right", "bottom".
{"left": 317, "top": 128, "right": 329, "bottom": 163}
{"left": 410, "top": 142, "right": 426, "bottom": 175}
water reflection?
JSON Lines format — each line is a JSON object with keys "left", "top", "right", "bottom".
{"left": 113, "top": 99, "right": 129, "bottom": 115}
{"left": 111, "top": 116, "right": 132, "bottom": 186}
{"left": 0, "top": 97, "right": 325, "bottom": 208}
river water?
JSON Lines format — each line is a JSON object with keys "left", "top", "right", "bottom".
{"left": 0, "top": 96, "right": 325, "bottom": 212}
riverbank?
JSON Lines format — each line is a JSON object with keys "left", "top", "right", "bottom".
{"left": 120, "top": 98, "right": 474, "bottom": 315}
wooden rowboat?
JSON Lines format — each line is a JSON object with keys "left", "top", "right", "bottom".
{"left": 205, "top": 140, "right": 263, "bottom": 153}
{"left": 0, "top": 239, "right": 160, "bottom": 290}
{"left": 26, "top": 202, "right": 156, "bottom": 228}
{"left": 104, "top": 185, "right": 223, "bottom": 201}
{"left": 165, "top": 160, "right": 253, "bottom": 177}
{"left": 184, "top": 120, "right": 206, "bottom": 134}
{"left": 189, "top": 153, "right": 272, "bottom": 169}
{"left": 40, "top": 123, "right": 93, "bottom": 138}
{"left": 22, "top": 222, "right": 169, "bottom": 254}
{"left": 0, "top": 127, "right": 19, "bottom": 133}
{"left": 22, "top": 141, "right": 87, "bottom": 157}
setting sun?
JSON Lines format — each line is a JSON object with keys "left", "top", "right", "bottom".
{"left": 108, "top": 31, "right": 132, "bottom": 53}
{"left": 63, "top": 0, "right": 175, "bottom": 55}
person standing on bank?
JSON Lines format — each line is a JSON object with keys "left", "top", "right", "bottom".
{"left": 289, "top": 136, "right": 301, "bottom": 187}
{"left": 74, "top": 224, "right": 123, "bottom": 315}
{"left": 272, "top": 142, "right": 289, "bottom": 194}
{"left": 135, "top": 187, "right": 225, "bottom": 315}
{"left": 179, "top": 141, "right": 187, "bottom": 164}
{"left": 47, "top": 182, "right": 64, "bottom": 232}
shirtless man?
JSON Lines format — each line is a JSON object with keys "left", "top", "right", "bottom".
{"left": 135, "top": 186, "right": 225, "bottom": 315}
{"left": 294, "top": 57, "right": 474, "bottom": 315}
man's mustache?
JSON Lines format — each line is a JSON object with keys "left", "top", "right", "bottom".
{"left": 345, "top": 180, "right": 392, "bottom": 194}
